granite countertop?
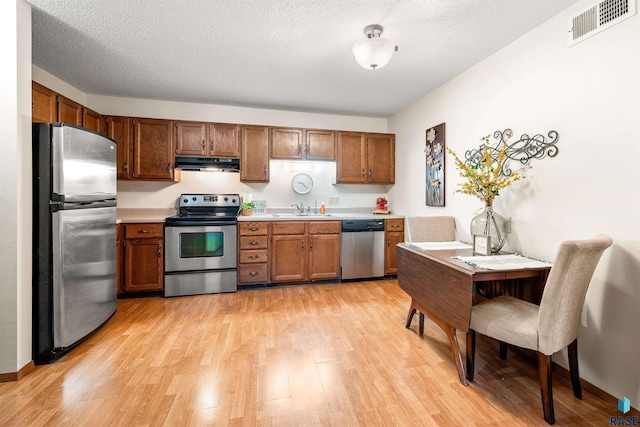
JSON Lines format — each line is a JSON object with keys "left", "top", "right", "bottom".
{"left": 238, "top": 210, "right": 404, "bottom": 221}
{"left": 116, "top": 208, "right": 177, "bottom": 224}
{"left": 117, "top": 208, "right": 404, "bottom": 223}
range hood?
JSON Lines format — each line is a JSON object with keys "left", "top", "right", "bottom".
{"left": 175, "top": 156, "right": 240, "bottom": 172}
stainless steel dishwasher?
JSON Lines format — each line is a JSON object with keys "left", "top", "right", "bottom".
{"left": 340, "top": 219, "right": 385, "bottom": 280}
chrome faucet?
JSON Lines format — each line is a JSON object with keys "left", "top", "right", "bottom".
{"left": 292, "top": 202, "right": 304, "bottom": 214}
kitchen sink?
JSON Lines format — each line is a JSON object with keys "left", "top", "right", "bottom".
{"left": 272, "top": 213, "right": 333, "bottom": 217}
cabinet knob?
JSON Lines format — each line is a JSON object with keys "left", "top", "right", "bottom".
{"left": 248, "top": 227, "right": 259, "bottom": 231}
{"left": 249, "top": 271, "right": 259, "bottom": 277}
{"left": 158, "top": 246, "right": 162, "bottom": 257}
{"left": 361, "top": 169, "right": 365, "bottom": 177}
{"left": 248, "top": 255, "right": 259, "bottom": 259}
{"left": 249, "top": 241, "right": 259, "bottom": 246}
{"left": 137, "top": 229, "right": 151, "bottom": 234}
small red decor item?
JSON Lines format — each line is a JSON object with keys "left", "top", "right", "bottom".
{"left": 376, "top": 196, "right": 388, "bottom": 210}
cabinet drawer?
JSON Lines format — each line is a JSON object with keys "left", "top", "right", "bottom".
{"left": 272, "top": 221, "right": 306, "bottom": 235}
{"left": 238, "top": 263, "right": 268, "bottom": 283}
{"left": 309, "top": 221, "right": 341, "bottom": 234}
{"left": 124, "top": 223, "right": 164, "bottom": 239}
{"left": 239, "top": 249, "right": 268, "bottom": 264}
{"left": 385, "top": 219, "right": 404, "bottom": 232}
{"left": 239, "top": 235, "right": 268, "bottom": 250}
{"left": 239, "top": 222, "right": 269, "bottom": 235}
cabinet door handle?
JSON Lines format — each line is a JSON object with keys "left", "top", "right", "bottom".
{"left": 309, "top": 239, "right": 313, "bottom": 251}
{"left": 249, "top": 271, "right": 259, "bottom": 277}
{"left": 158, "top": 246, "right": 162, "bottom": 257}
{"left": 248, "top": 227, "right": 259, "bottom": 231}
{"left": 387, "top": 238, "right": 390, "bottom": 247}
{"left": 263, "top": 165, "right": 267, "bottom": 175}
{"left": 137, "top": 229, "right": 151, "bottom": 234}
{"left": 361, "top": 168, "right": 365, "bottom": 177}
{"left": 249, "top": 240, "right": 259, "bottom": 246}
{"left": 166, "top": 163, "right": 172, "bottom": 174}
{"left": 248, "top": 255, "right": 259, "bottom": 259}
{"left": 301, "top": 242, "right": 305, "bottom": 251}
{"left": 123, "top": 161, "right": 128, "bottom": 173}
{"left": 202, "top": 139, "right": 205, "bottom": 149}
{"left": 368, "top": 168, "right": 372, "bottom": 178}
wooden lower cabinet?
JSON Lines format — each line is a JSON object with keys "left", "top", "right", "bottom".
{"left": 238, "top": 222, "right": 270, "bottom": 285}
{"left": 120, "top": 223, "right": 164, "bottom": 293}
{"left": 271, "top": 221, "right": 340, "bottom": 284}
{"left": 384, "top": 219, "right": 404, "bottom": 275}
{"left": 116, "top": 224, "right": 123, "bottom": 294}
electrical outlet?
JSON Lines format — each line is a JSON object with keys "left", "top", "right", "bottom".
{"left": 328, "top": 196, "right": 339, "bottom": 205}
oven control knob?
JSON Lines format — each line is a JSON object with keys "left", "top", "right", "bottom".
{"left": 192, "top": 197, "right": 197, "bottom": 201}
{"left": 183, "top": 198, "right": 188, "bottom": 203}
{"left": 224, "top": 197, "right": 228, "bottom": 201}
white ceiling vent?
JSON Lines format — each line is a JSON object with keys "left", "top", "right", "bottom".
{"left": 568, "top": 0, "right": 636, "bottom": 46}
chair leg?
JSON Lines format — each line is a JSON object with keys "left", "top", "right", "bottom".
{"left": 568, "top": 338, "right": 582, "bottom": 399}
{"left": 466, "top": 330, "right": 476, "bottom": 382}
{"left": 537, "top": 352, "right": 555, "bottom": 425}
{"left": 419, "top": 312, "right": 425, "bottom": 335}
{"left": 499, "top": 341, "right": 508, "bottom": 360}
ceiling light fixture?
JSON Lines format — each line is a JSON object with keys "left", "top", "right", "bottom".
{"left": 352, "top": 24, "right": 397, "bottom": 70}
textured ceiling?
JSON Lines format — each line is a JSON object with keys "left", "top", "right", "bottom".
{"left": 29, "top": 0, "right": 579, "bottom": 118}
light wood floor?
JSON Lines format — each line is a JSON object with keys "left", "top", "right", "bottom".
{"left": 0, "top": 280, "right": 620, "bottom": 426}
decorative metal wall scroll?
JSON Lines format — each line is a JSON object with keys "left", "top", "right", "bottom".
{"left": 425, "top": 123, "right": 446, "bottom": 207}
{"left": 464, "top": 129, "right": 559, "bottom": 177}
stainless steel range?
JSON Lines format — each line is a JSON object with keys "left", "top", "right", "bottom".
{"left": 164, "top": 194, "right": 239, "bottom": 297}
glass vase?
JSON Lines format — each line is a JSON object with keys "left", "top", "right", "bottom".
{"left": 470, "top": 204, "right": 507, "bottom": 252}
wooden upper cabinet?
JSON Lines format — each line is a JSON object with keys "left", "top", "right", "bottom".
{"left": 336, "top": 131, "right": 367, "bottom": 183}
{"left": 240, "top": 125, "right": 270, "bottom": 182}
{"left": 175, "top": 121, "right": 207, "bottom": 156}
{"left": 336, "top": 131, "right": 394, "bottom": 184}
{"left": 133, "top": 118, "right": 175, "bottom": 180}
{"left": 108, "top": 116, "right": 134, "bottom": 180}
{"left": 57, "top": 95, "right": 83, "bottom": 126}
{"left": 175, "top": 122, "right": 240, "bottom": 158}
{"left": 306, "top": 129, "right": 336, "bottom": 161}
{"left": 367, "top": 133, "right": 395, "bottom": 184}
{"left": 209, "top": 123, "right": 240, "bottom": 158}
{"left": 270, "top": 128, "right": 336, "bottom": 161}
{"left": 32, "top": 81, "right": 56, "bottom": 123}
{"left": 83, "top": 107, "right": 104, "bottom": 134}
{"left": 271, "top": 127, "right": 304, "bottom": 160}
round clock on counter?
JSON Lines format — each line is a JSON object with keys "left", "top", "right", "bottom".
{"left": 292, "top": 172, "right": 313, "bottom": 194}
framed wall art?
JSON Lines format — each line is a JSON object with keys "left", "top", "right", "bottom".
{"left": 425, "top": 123, "right": 445, "bottom": 207}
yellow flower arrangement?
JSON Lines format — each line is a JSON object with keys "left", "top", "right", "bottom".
{"left": 447, "top": 136, "right": 520, "bottom": 205}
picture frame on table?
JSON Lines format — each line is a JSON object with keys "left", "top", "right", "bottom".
{"left": 473, "top": 234, "right": 492, "bottom": 256}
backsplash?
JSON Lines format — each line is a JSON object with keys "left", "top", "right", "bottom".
{"left": 117, "top": 160, "right": 393, "bottom": 211}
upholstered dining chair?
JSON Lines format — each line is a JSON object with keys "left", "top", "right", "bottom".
{"left": 404, "top": 216, "right": 456, "bottom": 334}
{"left": 465, "top": 234, "right": 613, "bottom": 425}
{"left": 405, "top": 216, "right": 455, "bottom": 243}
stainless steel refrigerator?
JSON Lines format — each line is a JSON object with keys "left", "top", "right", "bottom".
{"left": 32, "top": 123, "right": 117, "bottom": 364}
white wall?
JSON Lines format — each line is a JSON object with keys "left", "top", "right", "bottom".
{"left": 0, "top": 0, "right": 32, "bottom": 375}
{"left": 389, "top": 0, "right": 640, "bottom": 408}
